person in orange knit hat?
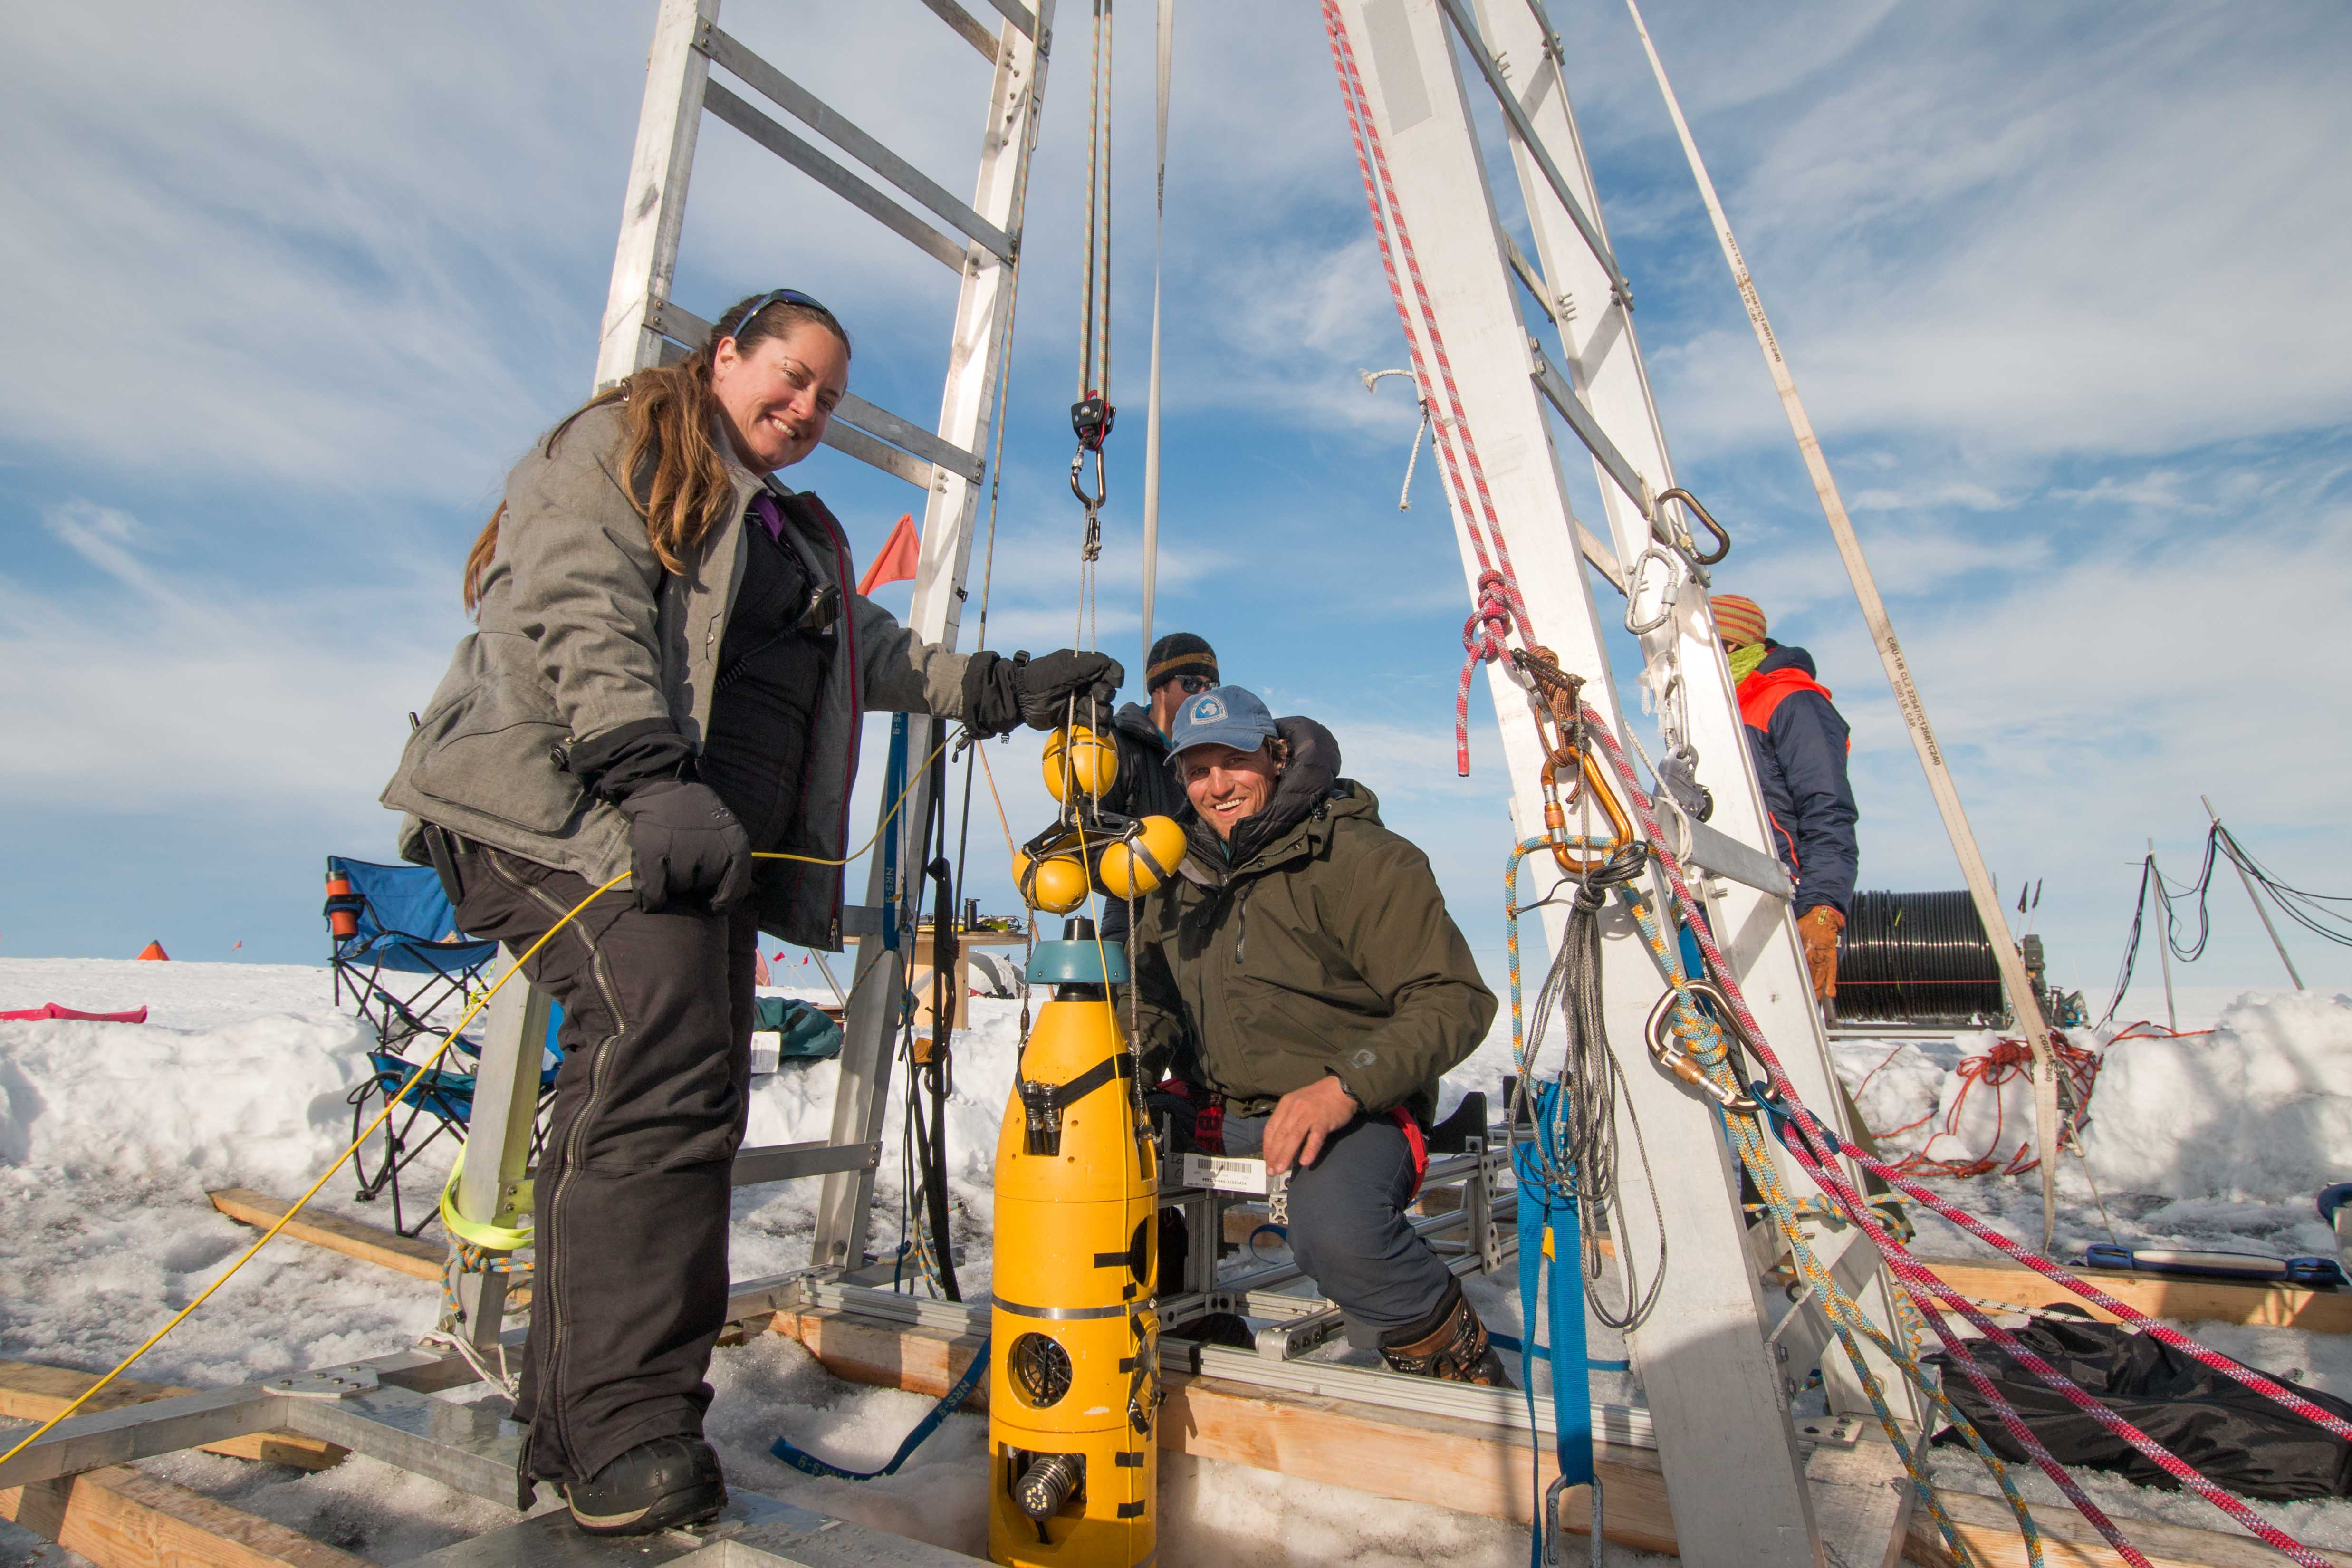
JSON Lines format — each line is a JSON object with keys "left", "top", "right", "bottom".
{"left": 1709, "top": 593, "right": 1856, "bottom": 1005}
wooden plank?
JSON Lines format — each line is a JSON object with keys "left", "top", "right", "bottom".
{"left": 1804, "top": 1440, "right": 1911, "bottom": 1568}
{"left": 1918, "top": 1255, "right": 2352, "bottom": 1334}
{"left": 0, "top": 1462, "right": 372, "bottom": 1568}
{"left": 765, "top": 1309, "right": 1678, "bottom": 1554}
{"left": 206, "top": 1189, "right": 445, "bottom": 1283}
{"left": 1907, "top": 1485, "right": 2352, "bottom": 1568}
{"left": 768, "top": 1305, "right": 2352, "bottom": 1568}
{"left": 0, "top": 1360, "right": 343, "bottom": 1472}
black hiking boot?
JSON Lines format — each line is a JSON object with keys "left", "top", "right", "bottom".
{"left": 1379, "top": 1279, "right": 1515, "bottom": 1388}
{"left": 562, "top": 1434, "right": 727, "bottom": 1536}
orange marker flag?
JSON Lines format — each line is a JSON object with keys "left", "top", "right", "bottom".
{"left": 855, "top": 513, "right": 921, "bottom": 597}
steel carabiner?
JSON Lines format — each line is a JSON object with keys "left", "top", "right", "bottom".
{"left": 1654, "top": 487, "right": 1730, "bottom": 568}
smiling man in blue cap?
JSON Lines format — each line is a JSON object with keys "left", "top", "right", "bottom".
{"left": 1129, "top": 687, "right": 1507, "bottom": 1384}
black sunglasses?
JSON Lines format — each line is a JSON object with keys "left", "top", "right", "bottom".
{"left": 1154, "top": 674, "right": 1216, "bottom": 696}
{"left": 729, "top": 289, "right": 832, "bottom": 342}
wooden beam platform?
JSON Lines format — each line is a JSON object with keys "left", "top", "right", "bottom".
{"left": 0, "top": 1462, "right": 373, "bottom": 1568}
{"left": 1918, "top": 1255, "right": 2352, "bottom": 1334}
{"left": 207, "top": 1188, "right": 446, "bottom": 1283}
{"left": 1907, "top": 1486, "right": 2352, "bottom": 1568}
{"left": 0, "top": 1359, "right": 344, "bottom": 1471}
{"left": 767, "top": 1304, "right": 2352, "bottom": 1568}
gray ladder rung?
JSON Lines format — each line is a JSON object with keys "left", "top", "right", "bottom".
{"left": 1531, "top": 346, "right": 1651, "bottom": 519}
{"left": 731, "top": 1139, "right": 882, "bottom": 1186}
{"left": 1432, "top": 0, "right": 1631, "bottom": 308}
{"left": 917, "top": 0, "right": 1002, "bottom": 62}
{"left": 1500, "top": 226, "right": 1561, "bottom": 327}
{"left": 647, "top": 298, "right": 984, "bottom": 485}
{"left": 1678, "top": 815, "right": 1795, "bottom": 902}
{"left": 977, "top": 0, "right": 1037, "bottom": 40}
{"left": 1577, "top": 519, "right": 1626, "bottom": 594}
{"left": 699, "top": 24, "right": 1015, "bottom": 262}
{"left": 701, "top": 81, "right": 967, "bottom": 272}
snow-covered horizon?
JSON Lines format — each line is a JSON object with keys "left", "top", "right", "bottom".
{"left": 7, "top": 958, "right": 2352, "bottom": 1563}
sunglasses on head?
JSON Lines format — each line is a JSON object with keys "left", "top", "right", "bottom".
{"left": 729, "top": 289, "right": 832, "bottom": 342}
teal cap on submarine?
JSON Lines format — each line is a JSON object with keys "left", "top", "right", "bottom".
{"left": 1026, "top": 916, "right": 1131, "bottom": 984}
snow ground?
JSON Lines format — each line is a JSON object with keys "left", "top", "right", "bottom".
{"left": 3, "top": 959, "right": 2350, "bottom": 1565}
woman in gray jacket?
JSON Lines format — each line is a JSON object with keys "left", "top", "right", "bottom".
{"left": 383, "top": 290, "right": 1116, "bottom": 1537}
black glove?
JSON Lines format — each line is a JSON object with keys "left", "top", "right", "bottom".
{"left": 617, "top": 780, "right": 753, "bottom": 914}
{"left": 962, "top": 649, "right": 1125, "bottom": 737}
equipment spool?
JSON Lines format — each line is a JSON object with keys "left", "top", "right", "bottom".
{"left": 1836, "top": 890, "right": 2005, "bottom": 1026}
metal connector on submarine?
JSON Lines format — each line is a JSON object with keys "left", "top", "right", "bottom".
{"left": 989, "top": 919, "right": 1158, "bottom": 1568}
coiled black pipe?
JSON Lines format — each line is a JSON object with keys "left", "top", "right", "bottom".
{"left": 1836, "top": 889, "right": 2005, "bottom": 1025}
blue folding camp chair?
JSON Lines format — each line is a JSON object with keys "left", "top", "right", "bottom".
{"left": 325, "top": 856, "right": 560, "bottom": 1237}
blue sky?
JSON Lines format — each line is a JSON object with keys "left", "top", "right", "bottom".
{"left": 2, "top": 0, "right": 2346, "bottom": 1017}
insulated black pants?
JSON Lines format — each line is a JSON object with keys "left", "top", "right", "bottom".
{"left": 450, "top": 844, "right": 759, "bottom": 1496}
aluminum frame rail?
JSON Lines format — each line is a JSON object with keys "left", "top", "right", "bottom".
{"left": 444, "top": 0, "right": 1054, "bottom": 1343}
{"left": 1326, "top": 3, "right": 1915, "bottom": 1563}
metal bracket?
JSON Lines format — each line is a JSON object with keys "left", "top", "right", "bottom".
{"left": 267, "top": 1365, "right": 380, "bottom": 1400}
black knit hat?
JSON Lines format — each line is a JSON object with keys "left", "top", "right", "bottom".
{"left": 1145, "top": 632, "right": 1219, "bottom": 692}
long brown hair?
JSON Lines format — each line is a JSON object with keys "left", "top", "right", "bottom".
{"left": 463, "top": 293, "right": 852, "bottom": 612}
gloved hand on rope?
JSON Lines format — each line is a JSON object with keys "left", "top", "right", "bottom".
{"left": 1798, "top": 904, "right": 1843, "bottom": 1000}
{"left": 961, "top": 649, "right": 1125, "bottom": 737}
{"left": 618, "top": 780, "right": 754, "bottom": 914}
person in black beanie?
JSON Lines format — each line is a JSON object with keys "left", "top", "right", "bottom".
{"left": 1096, "top": 633, "right": 1217, "bottom": 949}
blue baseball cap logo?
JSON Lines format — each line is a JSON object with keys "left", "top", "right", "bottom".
{"left": 1169, "top": 686, "right": 1278, "bottom": 759}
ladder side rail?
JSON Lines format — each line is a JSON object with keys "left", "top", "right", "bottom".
{"left": 1331, "top": 4, "right": 1825, "bottom": 1561}
{"left": 594, "top": 0, "right": 720, "bottom": 390}
{"left": 701, "top": 83, "right": 969, "bottom": 272}
{"left": 1468, "top": 0, "right": 1923, "bottom": 1430}
{"left": 700, "top": 24, "right": 1015, "bottom": 260}
{"left": 444, "top": 951, "right": 552, "bottom": 1350}
{"left": 810, "top": 7, "right": 1052, "bottom": 1272}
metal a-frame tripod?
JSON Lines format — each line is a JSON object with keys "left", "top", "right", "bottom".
{"left": 1323, "top": 2, "right": 1922, "bottom": 1563}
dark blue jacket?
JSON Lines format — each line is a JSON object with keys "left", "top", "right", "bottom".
{"left": 1738, "top": 644, "right": 1858, "bottom": 917}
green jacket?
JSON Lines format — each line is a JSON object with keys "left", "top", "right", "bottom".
{"left": 1130, "top": 719, "right": 1496, "bottom": 1122}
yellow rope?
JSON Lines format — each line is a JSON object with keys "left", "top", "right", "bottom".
{"left": 0, "top": 728, "right": 963, "bottom": 1471}
{"left": 0, "top": 870, "right": 630, "bottom": 1470}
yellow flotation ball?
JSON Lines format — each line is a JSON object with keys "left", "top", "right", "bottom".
{"left": 1042, "top": 724, "right": 1119, "bottom": 803}
{"left": 1013, "top": 847, "right": 1090, "bottom": 914}
{"left": 1095, "top": 815, "right": 1187, "bottom": 900}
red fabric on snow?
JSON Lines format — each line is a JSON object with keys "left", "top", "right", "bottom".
{"left": 0, "top": 1003, "right": 150, "bottom": 1023}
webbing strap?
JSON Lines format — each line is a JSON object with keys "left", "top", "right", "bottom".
{"left": 439, "top": 1148, "right": 533, "bottom": 1251}
{"left": 1512, "top": 1079, "right": 1593, "bottom": 1568}
{"left": 769, "top": 1336, "right": 991, "bottom": 1481}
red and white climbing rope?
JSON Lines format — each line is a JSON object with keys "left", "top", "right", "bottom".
{"left": 1322, "top": 5, "right": 2341, "bottom": 1560}
{"left": 1323, "top": 1, "right": 1535, "bottom": 775}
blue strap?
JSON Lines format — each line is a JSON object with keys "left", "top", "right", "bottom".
{"left": 1512, "top": 1080, "right": 1594, "bottom": 1568}
{"left": 768, "top": 1336, "right": 989, "bottom": 1481}
{"left": 1487, "top": 1335, "right": 1628, "bottom": 1373}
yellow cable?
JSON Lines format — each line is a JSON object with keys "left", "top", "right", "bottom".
{"left": 0, "top": 726, "right": 964, "bottom": 1471}
{"left": 0, "top": 870, "right": 632, "bottom": 1471}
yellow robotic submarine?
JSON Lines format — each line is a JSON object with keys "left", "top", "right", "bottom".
{"left": 988, "top": 918, "right": 1159, "bottom": 1568}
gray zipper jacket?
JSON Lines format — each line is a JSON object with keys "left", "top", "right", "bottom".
{"left": 380, "top": 402, "right": 973, "bottom": 948}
